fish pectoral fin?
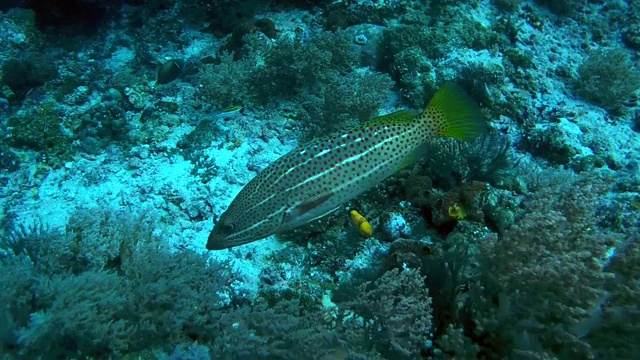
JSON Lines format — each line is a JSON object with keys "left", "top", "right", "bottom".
{"left": 396, "top": 151, "right": 417, "bottom": 172}
{"left": 395, "top": 141, "right": 432, "bottom": 172}
{"left": 284, "top": 191, "right": 335, "bottom": 223}
{"left": 307, "top": 205, "right": 341, "bottom": 223}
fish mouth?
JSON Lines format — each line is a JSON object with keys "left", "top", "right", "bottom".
{"left": 206, "top": 230, "right": 228, "bottom": 250}
{"left": 206, "top": 230, "right": 261, "bottom": 250}
{"left": 206, "top": 230, "right": 251, "bottom": 250}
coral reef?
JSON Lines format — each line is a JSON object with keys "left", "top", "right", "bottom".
{"left": 575, "top": 48, "right": 640, "bottom": 115}
{"left": 0, "top": 0, "right": 638, "bottom": 358}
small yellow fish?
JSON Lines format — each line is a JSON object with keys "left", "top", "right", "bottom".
{"left": 448, "top": 203, "right": 467, "bottom": 220}
{"left": 350, "top": 210, "right": 373, "bottom": 237}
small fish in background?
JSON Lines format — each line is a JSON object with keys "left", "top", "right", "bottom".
{"left": 217, "top": 105, "right": 243, "bottom": 120}
{"left": 207, "top": 83, "right": 487, "bottom": 250}
{"left": 154, "top": 58, "right": 184, "bottom": 87}
{"left": 195, "top": 105, "right": 244, "bottom": 126}
{"left": 221, "top": 105, "right": 243, "bottom": 114}
{"left": 350, "top": 210, "right": 373, "bottom": 237}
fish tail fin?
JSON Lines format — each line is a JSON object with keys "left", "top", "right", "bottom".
{"left": 421, "top": 83, "right": 487, "bottom": 140}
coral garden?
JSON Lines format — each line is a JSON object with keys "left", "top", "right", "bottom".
{"left": 0, "top": 0, "right": 639, "bottom": 359}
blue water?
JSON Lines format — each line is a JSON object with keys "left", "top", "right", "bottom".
{"left": 0, "top": 0, "right": 638, "bottom": 359}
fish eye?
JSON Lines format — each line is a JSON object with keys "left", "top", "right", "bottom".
{"left": 222, "top": 222, "right": 236, "bottom": 233}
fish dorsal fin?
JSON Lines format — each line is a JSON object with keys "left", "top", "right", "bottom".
{"left": 361, "top": 109, "right": 420, "bottom": 128}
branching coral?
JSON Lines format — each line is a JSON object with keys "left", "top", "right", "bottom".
{"left": 575, "top": 48, "right": 640, "bottom": 115}
{"left": 471, "top": 174, "right": 617, "bottom": 358}
{"left": 337, "top": 268, "right": 433, "bottom": 359}
{"left": 0, "top": 209, "right": 235, "bottom": 358}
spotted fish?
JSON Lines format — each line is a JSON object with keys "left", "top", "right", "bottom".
{"left": 207, "top": 84, "right": 486, "bottom": 250}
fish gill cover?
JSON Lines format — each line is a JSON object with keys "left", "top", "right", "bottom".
{"left": 0, "top": 0, "right": 639, "bottom": 359}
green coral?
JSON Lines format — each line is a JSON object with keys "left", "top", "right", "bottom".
{"left": 251, "top": 30, "right": 355, "bottom": 102}
{"left": 201, "top": 30, "right": 391, "bottom": 140}
{"left": 176, "top": 120, "right": 221, "bottom": 184}
{"left": 492, "top": 0, "right": 522, "bottom": 12}
{"left": 0, "top": 208, "right": 438, "bottom": 359}
{"left": 201, "top": 52, "right": 252, "bottom": 108}
{"left": 503, "top": 48, "right": 535, "bottom": 70}
{"left": 390, "top": 172, "right": 632, "bottom": 358}
{"left": 17, "top": 271, "right": 131, "bottom": 357}
{"left": 534, "top": 0, "right": 586, "bottom": 15}
{"left": 523, "top": 123, "right": 579, "bottom": 165}
{"left": 473, "top": 175, "right": 614, "bottom": 358}
{"left": 575, "top": 48, "right": 640, "bottom": 115}
{"left": 322, "top": 0, "right": 414, "bottom": 31}
{"left": 388, "top": 46, "right": 438, "bottom": 108}
{"left": 622, "top": 20, "right": 640, "bottom": 51}
{"left": 0, "top": 209, "right": 236, "bottom": 358}
{"left": 219, "top": 18, "right": 277, "bottom": 59}
{"left": 585, "top": 238, "right": 640, "bottom": 359}
{"left": 6, "top": 102, "right": 74, "bottom": 167}
{"left": 379, "top": 13, "right": 509, "bottom": 108}
{"left": 127, "top": 104, "right": 183, "bottom": 146}
{"left": 419, "top": 133, "right": 513, "bottom": 189}
{"left": 334, "top": 267, "right": 433, "bottom": 358}
{"left": 299, "top": 69, "right": 394, "bottom": 140}
{"left": 1, "top": 58, "right": 57, "bottom": 102}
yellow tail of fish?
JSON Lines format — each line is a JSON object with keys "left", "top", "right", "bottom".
{"left": 422, "top": 83, "right": 487, "bottom": 140}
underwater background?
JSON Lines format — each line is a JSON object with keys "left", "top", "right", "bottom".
{"left": 0, "top": 0, "right": 639, "bottom": 359}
